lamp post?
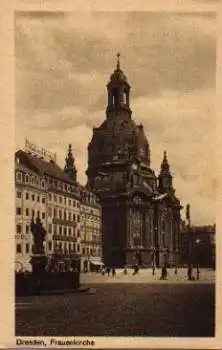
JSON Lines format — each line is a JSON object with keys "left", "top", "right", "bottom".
{"left": 152, "top": 245, "right": 156, "bottom": 276}
{"left": 186, "top": 204, "right": 193, "bottom": 280}
{"left": 195, "top": 238, "right": 201, "bottom": 280}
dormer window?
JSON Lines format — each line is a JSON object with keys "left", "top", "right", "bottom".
{"left": 16, "top": 172, "right": 22, "bottom": 182}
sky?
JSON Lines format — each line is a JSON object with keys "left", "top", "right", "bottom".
{"left": 15, "top": 11, "right": 216, "bottom": 225}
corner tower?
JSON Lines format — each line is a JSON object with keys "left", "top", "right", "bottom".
{"left": 158, "top": 150, "right": 174, "bottom": 195}
{"left": 64, "top": 144, "right": 77, "bottom": 182}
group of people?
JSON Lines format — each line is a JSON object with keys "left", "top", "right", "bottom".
{"left": 101, "top": 266, "right": 116, "bottom": 277}
{"left": 101, "top": 265, "right": 140, "bottom": 277}
{"left": 100, "top": 264, "right": 200, "bottom": 281}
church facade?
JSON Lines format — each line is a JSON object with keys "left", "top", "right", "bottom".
{"left": 86, "top": 56, "right": 182, "bottom": 268}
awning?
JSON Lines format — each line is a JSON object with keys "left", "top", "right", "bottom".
{"left": 90, "top": 259, "right": 104, "bottom": 266}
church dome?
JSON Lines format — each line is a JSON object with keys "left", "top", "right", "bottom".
{"left": 108, "top": 53, "right": 128, "bottom": 85}
{"left": 109, "top": 68, "right": 128, "bottom": 84}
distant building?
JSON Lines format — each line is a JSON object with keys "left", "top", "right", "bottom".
{"left": 15, "top": 145, "right": 102, "bottom": 272}
{"left": 86, "top": 55, "right": 182, "bottom": 267}
{"left": 80, "top": 186, "right": 102, "bottom": 272}
{"left": 181, "top": 224, "right": 215, "bottom": 268}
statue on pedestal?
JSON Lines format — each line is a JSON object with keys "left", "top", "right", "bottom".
{"left": 30, "top": 217, "right": 47, "bottom": 255}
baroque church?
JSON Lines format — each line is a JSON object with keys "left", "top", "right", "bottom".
{"left": 86, "top": 55, "right": 182, "bottom": 267}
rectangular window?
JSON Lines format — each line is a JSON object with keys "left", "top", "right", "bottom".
{"left": 25, "top": 192, "right": 29, "bottom": 200}
{"left": 26, "top": 244, "right": 29, "bottom": 254}
{"left": 26, "top": 225, "right": 29, "bottom": 234}
{"left": 64, "top": 211, "right": 67, "bottom": 220}
{"left": 59, "top": 226, "right": 62, "bottom": 234}
{"left": 32, "top": 194, "right": 35, "bottom": 201}
{"left": 68, "top": 212, "right": 71, "bottom": 221}
{"left": 48, "top": 224, "right": 52, "bottom": 233}
{"left": 53, "top": 225, "right": 57, "bottom": 234}
{"left": 16, "top": 244, "right": 22, "bottom": 254}
{"left": 48, "top": 241, "right": 52, "bottom": 251}
{"left": 73, "top": 200, "right": 75, "bottom": 207}
{"left": 16, "top": 191, "right": 22, "bottom": 198}
{"left": 59, "top": 210, "right": 62, "bottom": 219}
{"left": 77, "top": 229, "right": 80, "bottom": 238}
{"left": 16, "top": 207, "right": 21, "bottom": 215}
{"left": 77, "top": 244, "right": 80, "bottom": 252}
{"left": 69, "top": 227, "right": 72, "bottom": 236}
{"left": 48, "top": 193, "right": 52, "bottom": 201}
{"left": 42, "top": 212, "right": 45, "bottom": 219}
{"left": 64, "top": 227, "right": 67, "bottom": 235}
{"left": 37, "top": 195, "right": 40, "bottom": 202}
{"left": 68, "top": 199, "right": 71, "bottom": 206}
{"left": 73, "top": 214, "right": 76, "bottom": 221}
{"left": 59, "top": 196, "right": 62, "bottom": 204}
{"left": 26, "top": 208, "right": 29, "bottom": 216}
{"left": 32, "top": 210, "right": 35, "bottom": 217}
{"left": 42, "top": 197, "right": 45, "bottom": 204}
{"left": 82, "top": 247, "right": 85, "bottom": 255}
{"left": 37, "top": 210, "right": 40, "bottom": 217}
{"left": 53, "top": 208, "right": 57, "bottom": 218}
{"left": 48, "top": 207, "right": 52, "bottom": 217}
{"left": 16, "top": 224, "right": 22, "bottom": 233}
{"left": 64, "top": 197, "right": 67, "bottom": 204}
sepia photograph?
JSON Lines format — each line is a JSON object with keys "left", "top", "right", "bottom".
{"left": 14, "top": 9, "right": 216, "bottom": 341}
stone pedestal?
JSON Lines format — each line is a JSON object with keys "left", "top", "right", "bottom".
{"left": 30, "top": 254, "right": 48, "bottom": 277}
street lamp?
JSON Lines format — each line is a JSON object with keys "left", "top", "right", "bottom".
{"left": 195, "top": 238, "right": 201, "bottom": 280}
{"left": 152, "top": 245, "right": 156, "bottom": 276}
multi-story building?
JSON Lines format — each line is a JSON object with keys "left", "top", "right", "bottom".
{"left": 15, "top": 157, "right": 47, "bottom": 271}
{"left": 80, "top": 186, "right": 102, "bottom": 272}
{"left": 15, "top": 144, "right": 102, "bottom": 272}
{"left": 181, "top": 224, "right": 216, "bottom": 268}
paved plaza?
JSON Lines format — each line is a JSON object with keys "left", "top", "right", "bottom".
{"left": 16, "top": 271, "right": 215, "bottom": 337}
{"left": 81, "top": 267, "right": 215, "bottom": 284}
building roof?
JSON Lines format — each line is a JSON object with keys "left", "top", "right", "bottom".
{"left": 15, "top": 160, "right": 38, "bottom": 177}
{"left": 15, "top": 150, "right": 75, "bottom": 184}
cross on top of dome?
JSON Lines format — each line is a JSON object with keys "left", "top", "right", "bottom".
{"left": 109, "top": 53, "right": 128, "bottom": 84}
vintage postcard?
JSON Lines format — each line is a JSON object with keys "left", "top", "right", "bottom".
{"left": 0, "top": 0, "right": 221, "bottom": 348}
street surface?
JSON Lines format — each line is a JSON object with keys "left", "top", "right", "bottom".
{"left": 16, "top": 269, "right": 215, "bottom": 337}
{"left": 80, "top": 267, "right": 215, "bottom": 284}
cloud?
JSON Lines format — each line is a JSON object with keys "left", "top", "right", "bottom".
{"left": 15, "top": 11, "right": 216, "bottom": 225}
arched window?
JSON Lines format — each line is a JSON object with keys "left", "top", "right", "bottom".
{"left": 112, "top": 88, "right": 118, "bottom": 107}
{"left": 25, "top": 174, "right": 30, "bottom": 183}
{"left": 123, "top": 90, "right": 127, "bottom": 104}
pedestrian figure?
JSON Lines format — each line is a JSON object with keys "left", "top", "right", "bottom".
{"left": 132, "top": 265, "right": 139, "bottom": 275}
{"left": 106, "top": 267, "right": 111, "bottom": 276}
{"left": 112, "top": 268, "right": 116, "bottom": 277}
{"left": 152, "top": 265, "right": 155, "bottom": 276}
{"left": 124, "top": 266, "right": 127, "bottom": 275}
{"left": 174, "top": 266, "right": 178, "bottom": 275}
{"left": 101, "top": 267, "right": 105, "bottom": 276}
{"left": 160, "top": 265, "right": 167, "bottom": 280}
{"left": 187, "top": 264, "right": 194, "bottom": 280}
